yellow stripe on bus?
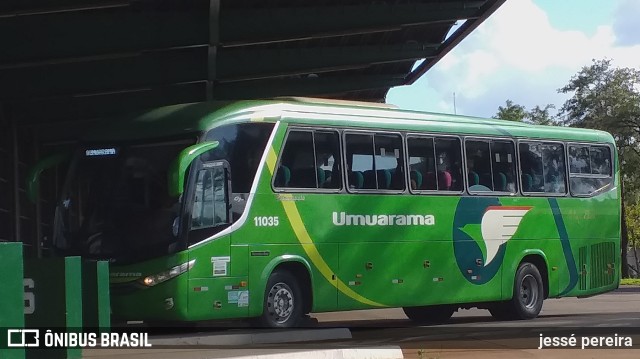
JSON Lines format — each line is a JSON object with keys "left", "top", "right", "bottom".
{"left": 266, "top": 147, "right": 385, "bottom": 307}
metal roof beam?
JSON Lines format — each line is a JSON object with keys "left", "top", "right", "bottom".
{"left": 0, "top": 47, "right": 208, "bottom": 99}
{"left": 218, "top": 43, "right": 439, "bottom": 81}
{"left": 10, "top": 82, "right": 208, "bottom": 125}
{"left": 211, "top": 75, "right": 406, "bottom": 99}
{"left": 0, "top": 9, "right": 208, "bottom": 65}
{"left": 0, "top": 0, "right": 131, "bottom": 16}
{"left": 0, "top": 1, "right": 481, "bottom": 64}
{"left": 0, "top": 41, "right": 435, "bottom": 99}
{"left": 223, "top": 1, "right": 483, "bottom": 45}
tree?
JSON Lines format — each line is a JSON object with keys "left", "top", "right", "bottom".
{"left": 494, "top": 101, "right": 558, "bottom": 125}
{"left": 494, "top": 100, "right": 526, "bottom": 122}
{"left": 625, "top": 203, "right": 640, "bottom": 277}
{"left": 527, "top": 104, "right": 556, "bottom": 126}
{"left": 558, "top": 58, "right": 640, "bottom": 278}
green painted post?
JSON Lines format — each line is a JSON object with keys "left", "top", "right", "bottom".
{"left": 23, "top": 257, "right": 83, "bottom": 359}
{"left": 0, "top": 243, "right": 26, "bottom": 359}
{"left": 82, "top": 261, "right": 111, "bottom": 331}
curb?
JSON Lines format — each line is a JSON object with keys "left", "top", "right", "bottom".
{"left": 150, "top": 328, "right": 352, "bottom": 346}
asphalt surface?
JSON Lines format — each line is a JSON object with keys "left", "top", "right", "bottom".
{"left": 84, "top": 287, "right": 640, "bottom": 358}
{"left": 311, "top": 287, "right": 640, "bottom": 358}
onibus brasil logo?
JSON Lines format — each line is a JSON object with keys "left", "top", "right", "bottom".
{"left": 453, "top": 197, "right": 531, "bottom": 284}
{"left": 7, "top": 329, "right": 151, "bottom": 348}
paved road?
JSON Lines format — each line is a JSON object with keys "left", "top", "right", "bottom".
{"left": 312, "top": 288, "right": 640, "bottom": 327}
{"left": 90, "top": 288, "right": 640, "bottom": 358}
{"left": 309, "top": 288, "right": 640, "bottom": 358}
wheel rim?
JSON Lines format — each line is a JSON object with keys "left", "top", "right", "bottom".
{"left": 266, "top": 282, "right": 294, "bottom": 324}
{"left": 519, "top": 274, "right": 539, "bottom": 309}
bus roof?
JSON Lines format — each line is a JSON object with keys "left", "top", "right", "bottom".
{"left": 83, "top": 98, "right": 613, "bottom": 144}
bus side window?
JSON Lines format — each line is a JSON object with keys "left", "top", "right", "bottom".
{"left": 491, "top": 140, "right": 516, "bottom": 193}
{"left": 465, "top": 140, "right": 493, "bottom": 192}
{"left": 519, "top": 143, "right": 544, "bottom": 192}
{"left": 276, "top": 131, "right": 316, "bottom": 189}
{"left": 407, "top": 136, "right": 436, "bottom": 190}
{"left": 569, "top": 144, "right": 612, "bottom": 196}
{"left": 314, "top": 131, "right": 341, "bottom": 189}
{"left": 345, "top": 132, "right": 404, "bottom": 191}
{"left": 520, "top": 142, "right": 567, "bottom": 195}
{"left": 345, "top": 133, "right": 376, "bottom": 190}
{"left": 435, "top": 137, "right": 463, "bottom": 191}
{"left": 275, "top": 129, "right": 342, "bottom": 190}
{"left": 542, "top": 143, "right": 566, "bottom": 194}
{"left": 374, "top": 134, "right": 405, "bottom": 191}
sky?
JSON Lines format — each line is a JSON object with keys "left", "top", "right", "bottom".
{"left": 386, "top": 0, "right": 640, "bottom": 119}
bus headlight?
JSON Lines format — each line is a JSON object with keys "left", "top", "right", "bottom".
{"left": 140, "top": 260, "right": 196, "bottom": 287}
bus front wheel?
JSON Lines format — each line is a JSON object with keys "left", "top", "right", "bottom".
{"left": 257, "top": 270, "right": 303, "bottom": 328}
{"left": 403, "top": 305, "right": 455, "bottom": 324}
{"left": 490, "top": 262, "right": 544, "bottom": 320}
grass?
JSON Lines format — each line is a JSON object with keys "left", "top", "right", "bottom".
{"left": 620, "top": 278, "right": 640, "bottom": 285}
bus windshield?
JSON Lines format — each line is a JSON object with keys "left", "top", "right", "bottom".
{"left": 52, "top": 122, "right": 276, "bottom": 263}
{"left": 53, "top": 139, "right": 194, "bottom": 263}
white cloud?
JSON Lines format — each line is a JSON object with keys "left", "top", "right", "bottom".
{"left": 387, "top": 0, "right": 640, "bottom": 118}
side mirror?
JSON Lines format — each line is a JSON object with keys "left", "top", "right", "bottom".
{"left": 167, "top": 141, "right": 219, "bottom": 197}
{"left": 26, "top": 153, "right": 70, "bottom": 203}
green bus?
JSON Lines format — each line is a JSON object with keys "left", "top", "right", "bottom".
{"left": 34, "top": 97, "right": 620, "bottom": 327}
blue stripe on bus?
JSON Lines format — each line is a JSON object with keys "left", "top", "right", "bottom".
{"left": 548, "top": 198, "right": 578, "bottom": 295}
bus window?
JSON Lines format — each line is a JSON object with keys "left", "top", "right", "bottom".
{"left": 345, "top": 133, "right": 376, "bottom": 190}
{"left": 276, "top": 131, "right": 316, "bottom": 189}
{"left": 435, "top": 137, "right": 463, "bottom": 191}
{"left": 313, "top": 131, "right": 341, "bottom": 189}
{"left": 407, "top": 137, "right": 437, "bottom": 190}
{"left": 491, "top": 140, "right": 516, "bottom": 193}
{"left": 569, "top": 145, "right": 591, "bottom": 174}
{"left": 519, "top": 143, "right": 544, "bottom": 192}
{"left": 408, "top": 136, "right": 462, "bottom": 192}
{"left": 465, "top": 140, "right": 493, "bottom": 192}
{"left": 590, "top": 146, "right": 612, "bottom": 175}
{"left": 541, "top": 143, "right": 566, "bottom": 194}
{"left": 275, "top": 130, "right": 342, "bottom": 190}
{"left": 569, "top": 144, "right": 612, "bottom": 196}
{"left": 374, "top": 134, "right": 405, "bottom": 190}
{"left": 520, "top": 142, "right": 566, "bottom": 194}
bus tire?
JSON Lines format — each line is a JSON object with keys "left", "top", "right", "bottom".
{"left": 257, "top": 270, "right": 303, "bottom": 328}
{"left": 490, "top": 262, "right": 544, "bottom": 320}
{"left": 402, "top": 305, "right": 455, "bottom": 324}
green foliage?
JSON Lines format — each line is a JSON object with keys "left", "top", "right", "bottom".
{"left": 494, "top": 100, "right": 557, "bottom": 125}
{"left": 494, "top": 100, "right": 526, "bottom": 122}
{"left": 558, "top": 58, "right": 640, "bottom": 278}
{"left": 626, "top": 202, "right": 640, "bottom": 248}
{"left": 558, "top": 59, "right": 640, "bottom": 202}
{"left": 527, "top": 104, "right": 556, "bottom": 126}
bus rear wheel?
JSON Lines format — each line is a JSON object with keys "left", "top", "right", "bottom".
{"left": 403, "top": 305, "right": 455, "bottom": 324}
{"left": 490, "top": 262, "right": 544, "bottom": 320}
{"left": 257, "top": 270, "right": 303, "bottom": 328}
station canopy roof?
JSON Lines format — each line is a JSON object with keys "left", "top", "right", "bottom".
{"left": 0, "top": 0, "right": 505, "bottom": 129}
